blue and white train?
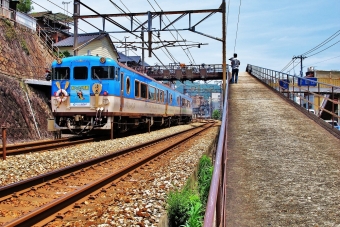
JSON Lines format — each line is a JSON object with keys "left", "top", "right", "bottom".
{"left": 49, "top": 55, "right": 192, "bottom": 134}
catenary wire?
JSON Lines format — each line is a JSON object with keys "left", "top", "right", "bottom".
{"left": 233, "top": 0, "right": 242, "bottom": 53}
{"left": 115, "top": 0, "right": 177, "bottom": 65}
{"left": 148, "top": 0, "right": 197, "bottom": 65}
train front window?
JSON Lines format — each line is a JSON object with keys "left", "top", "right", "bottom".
{"left": 91, "top": 66, "right": 115, "bottom": 79}
{"left": 53, "top": 67, "right": 70, "bottom": 80}
{"left": 74, "top": 67, "right": 88, "bottom": 80}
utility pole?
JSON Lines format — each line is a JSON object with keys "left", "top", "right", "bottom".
{"left": 292, "top": 55, "right": 307, "bottom": 77}
{"left": 73, "top": 0, "right": 80, "bottom": 56}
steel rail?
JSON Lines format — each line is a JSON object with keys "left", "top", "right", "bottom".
{"left": 2, "top": 123, "right": 213, "bottom": 227}
{"left": 0, "top": 137, "right": 97, "bottom": 156}
{"left": 0, "top": 125, "right": 205, "bottom": 197}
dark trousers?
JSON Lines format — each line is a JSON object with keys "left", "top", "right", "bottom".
{"left": 231, "top": 68, "right": 239, "bottom": 83}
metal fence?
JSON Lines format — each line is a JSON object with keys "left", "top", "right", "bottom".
{"left": 247, "top": 64, "right": 340, "bottom": 125}
{"left": 16, "top": 11, "right": 36, "bottom": 31}
{"left": 203, "top": 71, "right": 229, "bottom": 227}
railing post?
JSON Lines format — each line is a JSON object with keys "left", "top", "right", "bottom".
{"left": 111, "top": 121, "right": 114, "bottom": 139}
{"left": 331, "top": 87, "right": 335, "bottom": 123}
{"left": 317, "top": 83, "right": 320, "bottom": 117}
{"left": 2, "top": 126, "right": 7, "bottom": 160}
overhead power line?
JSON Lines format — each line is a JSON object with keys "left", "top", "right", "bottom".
{"left": 305, "top": 39, "right": 340, "bottom": 58}
{"left": 233, "top": 0, "right": 242, "bottom": 53}
{"left": 305, "top": 55, "right": 340, "bottom": 68}
{"left": 302, "top": 29, "right": 340, "bottom": 56}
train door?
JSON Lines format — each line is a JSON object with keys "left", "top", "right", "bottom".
{"left": 165, "top": 90, "right": 168, "bottom": 115}
{"left": 120, "top": 72, "right": 124, "bottom": 111}
{"left": 179, "top": 96, "right": 182, "bottom": 121}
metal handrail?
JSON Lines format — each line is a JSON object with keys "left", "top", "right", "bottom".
{"left": 36, "top": 25, "right": 62, "bottom": 59}
{"left": 247, "top": 64, "right": 340, "bottom": 126}
{"left": 203, "top": 70, "right": 229, "bottom": 226}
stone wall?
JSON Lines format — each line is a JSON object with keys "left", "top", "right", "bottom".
{"left": 0, "top": 18, "right": 55, "bottom": 144}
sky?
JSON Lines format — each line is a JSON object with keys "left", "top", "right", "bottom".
{"left": 31, "top": 0, "right": 340, "bottom": 74}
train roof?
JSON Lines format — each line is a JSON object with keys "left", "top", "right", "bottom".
{"left": 52, "top": 56, "right": 191, "bottom": 100}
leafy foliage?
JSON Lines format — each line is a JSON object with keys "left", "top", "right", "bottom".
{"left": 54, "top": 50, "right": 71, "bottom": 59}
{"left": 20, "top": 39, "right": 29, "bottom": 55}
{"left": 167, "top": 155, "right": 213, "bottom": 227}
{"left": 167, "top": 187, "right": 201, "bottom": 227}
{"left": 17, "top": 0, "right": 34, "bottom": 13}
{"left": 212, "top": 109, "right": 221, "bottom": 120}
{"left": 198, "top": 155, "right": 213, "bottom": 207}
{"left": 182, "top": 202, "right": 203, "bottom": 227}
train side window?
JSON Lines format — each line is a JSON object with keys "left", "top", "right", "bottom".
{"left": 53, "top": 67, "right": 70, "bottom": 80}
{"left": 74, "top": 67, "right": 88, "bottom": 80}
{"left": 177, "top": 97, "right": 180, "bottom": 106}
{"left": 141, "top": 83, "right": 147, "bottom": 99}
{"left": 135, "top": 80, "right": 140, "bottom": 97}
{"left": 169, "top": 94, "right": 173, "bottom": 104}
{"left": 126, "top": 77, "right": 131, "bottom": 94}
{"left": 149, "top": 86, "right": 156, "bottom": 100}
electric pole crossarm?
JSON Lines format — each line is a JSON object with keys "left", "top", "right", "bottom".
{"left": 76, "top": 8, "right": 223, "bottom": 19}
{"left": 161, "top": 13, "right": 188, "bottom": 30}
{"left": 292, "top": 55, "right": 307, "bottom": 76}
{"left": 133, "top": 14, "right": 159, "bottom": 32}
{"left": 190, "top": 29, "right": 223, "bottom": 42}
{"left": 77, "top": 1, "right": 132, "bottom": 34}
{"left": 192, "top": 12, "right": 216, "bottom": 28}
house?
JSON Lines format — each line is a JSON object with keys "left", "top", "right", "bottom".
{"left": 29, "top": 11, "right": 72, "bottom": 43}
{"left": 53, "top": 32, "right": 120, "bottom": 61}
{"left": 118, "top": 52, "right": 150, "bottom": 68}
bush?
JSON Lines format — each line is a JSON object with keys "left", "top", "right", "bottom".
{"left": 167, "top": 155, "right": 213, "bottom": 227}
{"left": 198, "top": 155, "right": 213, "bottom": 206}
{"left": 167, "top": 187, "right": 201, "bottom": 227}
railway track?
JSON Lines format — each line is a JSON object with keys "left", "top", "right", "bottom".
{"left": 0, "top": 136, "right": 108, "bottom": 156}
{"left": 0, "top": 122, "right": 215, "bottom": 226}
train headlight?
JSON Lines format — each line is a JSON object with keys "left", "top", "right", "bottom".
{"left": 103, "top": 91, "right": 108, "bottom": 96}
{"left": 57, "top": 58, "right": 62, "bottom": 64}
{"left": 100, "top": 57, "right": 106, "bottom": 63}
{"left": 103, "top": 98, "right": 109, "bottom": 105}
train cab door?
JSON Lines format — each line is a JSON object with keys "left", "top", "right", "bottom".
{"left": 120, "top": 72, "right": 124, "bottom": 111}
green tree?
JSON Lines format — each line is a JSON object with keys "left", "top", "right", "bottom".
{"left": 212, "top": 109, "right": 221, "bottom": 120}
{"left": 17, "top": 0, "right": 34, "bottom": 13}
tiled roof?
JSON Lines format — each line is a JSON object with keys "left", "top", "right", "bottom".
{"left": 29, "top": 11, "right": 52, "bottom": 18}
{"left": 53, "top": 33, "right": 106, "bottom": 47}
{"left": 118, "top": 52, "right": 150, "bottom": 66}
{"left": 29, "top": 11, "right": 72, "bottom": 22}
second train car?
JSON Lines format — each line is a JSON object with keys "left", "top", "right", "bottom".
{"left": 48, "top": 55, "right": 192, "bottom": 134}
